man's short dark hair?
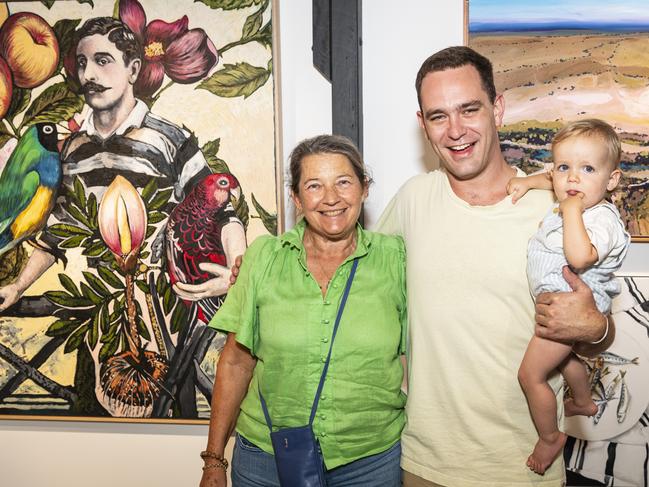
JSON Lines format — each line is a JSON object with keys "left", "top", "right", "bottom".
{"left": 76, "top": 17, "right": 141, "bottom": 65}
{"left": 415, "top": 46, "right": 496, "bottom": 108}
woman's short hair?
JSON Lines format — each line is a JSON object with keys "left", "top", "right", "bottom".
{"left": 288, "top": 134, "right": 372, "bottom": 194}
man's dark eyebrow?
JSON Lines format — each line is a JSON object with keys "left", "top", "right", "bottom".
{"left": 423, "top": 100, "right": 484, "bottom": 119}
{"left": 459, "top": 99, "right": 482, "bottom": 110}
{"left": 94, "top": 52, "right": 116, "bottom": 60}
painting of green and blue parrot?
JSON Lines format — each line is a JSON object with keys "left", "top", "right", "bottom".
{"left": 0, "top": 123, "right": 61, "bottom": 257}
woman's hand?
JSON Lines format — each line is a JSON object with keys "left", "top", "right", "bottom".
{"left": 199, "top": 466, "right": 227, "bottom": 487}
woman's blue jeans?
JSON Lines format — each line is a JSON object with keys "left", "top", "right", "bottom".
{"left": 231, "top": 433, "right": 401, "bottom": 486}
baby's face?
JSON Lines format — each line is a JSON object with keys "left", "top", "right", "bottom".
{"left": 551, "top": 135, "right": 621, "bottom": 209}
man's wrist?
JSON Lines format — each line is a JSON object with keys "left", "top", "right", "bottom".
{"left": 589, "top": 315, "right": 609, "bottom": 345}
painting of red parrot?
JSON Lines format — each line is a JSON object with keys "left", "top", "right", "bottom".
{"left": 166, "top": 172, "right": 244, "bottom": 323}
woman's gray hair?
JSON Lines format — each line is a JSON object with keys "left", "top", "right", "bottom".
{"left": 288, "top": 134, "right": 372, "bottom": 194}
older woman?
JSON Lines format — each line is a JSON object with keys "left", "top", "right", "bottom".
{"left": 199, "top": 135, "right": 406, "bottom": 487}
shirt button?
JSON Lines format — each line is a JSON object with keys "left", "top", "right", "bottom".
{"left": 321, "top": 395, "right": 327, "bottom": 400}
{"left": 324, "top": 300, "right": 331, "bottom": 305}
{"left": 322, "top": 319, "right": 330, "bottom": 324}
{"left": 320, "top": 432, "right": 327, "bottom": 437}
{"left": 320, "top": 414, "right": 326, "bottom": 420}
{"left": 322, "top": 337, "right": 329, "bottom": 343}
{"left": 332, "top": 283, "right": 339, "bottom": 288}
{"left": 321, "top": 356, "right": 327, "bottom": 363}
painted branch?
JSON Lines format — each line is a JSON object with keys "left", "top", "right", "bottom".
{"left": 124, "top": 273, "right": 141, "bottom": 354}
{"left": 0, "top": 342, "right": 77, "bottom": 403}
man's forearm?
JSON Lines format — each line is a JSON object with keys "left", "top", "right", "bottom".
{"left": 574, "top": 315, "right": 615, "bottom": 357}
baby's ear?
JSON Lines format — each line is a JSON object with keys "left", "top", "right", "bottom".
{"left": 607, "top": 169, "right": 622, "bottom": 191}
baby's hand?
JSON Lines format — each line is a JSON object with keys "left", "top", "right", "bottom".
{"left": 559, "top": 193, "right": 585, "bottom": 214}
{"left": 506, "top": 177, "right": 530, "bottom": 204}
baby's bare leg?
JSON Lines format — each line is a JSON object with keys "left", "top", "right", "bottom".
{"left": 518, "top": 335, "right": 572, "bottom": 475}
{"left": 561, "top": 354, "right": 598, "bottom": 417}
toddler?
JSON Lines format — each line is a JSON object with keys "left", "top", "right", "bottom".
{"left": 507, "top": 119, "right": 630, "bottom": 475}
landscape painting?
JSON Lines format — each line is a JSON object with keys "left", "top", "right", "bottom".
{"left": 468, "top": 0, "right": 649, "bottom": 240}
{"left": 0, "top": 0, "right": 280, "bottom": 422}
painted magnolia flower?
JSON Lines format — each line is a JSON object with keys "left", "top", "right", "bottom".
{"left": 119, "top": 0, "right": 218, "bottom": 98}
{"left": 98, "top": 175, "right": 147, "bottom": 272}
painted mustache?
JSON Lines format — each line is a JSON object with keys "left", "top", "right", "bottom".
{"left": 82, "top": 82, "right": 109, "bottom": 94}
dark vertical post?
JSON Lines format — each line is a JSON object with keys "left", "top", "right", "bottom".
{"left": 330, "top": 0, "right": 362, "bottom": 153}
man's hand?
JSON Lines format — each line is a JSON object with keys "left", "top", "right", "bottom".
{"left": 173, "top": 263, "right": 231, "bottom": 301}
{"left": 559, "top": 193, "right": 585, "bottom": 214}
{"left": 0, "top": 284, "right": 22, "bottom": 312}
{"left": 506, "top": 177, "right": 531, "bottom": 204}
{"left": 535, "top": 266, "right": 607, "bottom": 343}
{"left": 199, "top": 466, "right": 227, "bottom": 487}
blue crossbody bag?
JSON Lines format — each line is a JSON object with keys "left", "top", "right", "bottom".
{"left": 259, "top": 258, "right": 359, "bottom": 487}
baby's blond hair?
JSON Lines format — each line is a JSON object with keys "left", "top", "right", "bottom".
{"left": 552, "top": 119, "right": 621, "bottom": 169}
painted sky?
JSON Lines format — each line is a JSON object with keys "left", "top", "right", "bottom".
{"left": 471, "top": 0, "right": 649, "bottom": 24}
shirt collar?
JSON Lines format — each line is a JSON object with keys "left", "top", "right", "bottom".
{"left": 280, "top": 218, "right": 371, "bottom": 258}
{"left": 80, "top": 99, "right": 149, "bottom": 138}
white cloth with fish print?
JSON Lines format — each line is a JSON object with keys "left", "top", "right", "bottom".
{"left": 527, "top": 201, "right": 630, "bottom": 314}
{"left": 565, "top": 276, "right": 649, "bottom": 486}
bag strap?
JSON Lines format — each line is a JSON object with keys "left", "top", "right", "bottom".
{"left": 259, "top": 258, "right": 359, "bottom": 430}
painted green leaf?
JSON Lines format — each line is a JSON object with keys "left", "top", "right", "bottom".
{"left": 207, "top": 157, "right": 230, "bottom": 174}
{"left": 81, "top": 283, "right": 103, "bottom": 305}
{"left": 64, "top": 323, "right": 89, "bottom": 353}
{"left": 88, "top": 312, "right": 100, "bottom": 349}
{"left": 256, "top": 22, "right": 273, "bottom": 48}
{"left": 78, "top": 0, "right": 94, "bottom": 7}
{"left": 251, "top": 193, "right": 277, "bottom": 235}
{"left": 198, "top": 63, "right": 270, "bottom": 99}
{"left": 46, "top": 319, "right": 79, "bottom": 337}
{"left": 99, "top": 304, "right": 110, "bottom": 333}
{"left": 40, "top": 0, "right": 55, "bottom": 8}
{"left": 135, "top": 279, "right": 149, "bottom": 293}
{"left": 156, "top": 272, "right": 166, "bottom": 296}
{"left": 197, "top": 0, "right": 263, "bottom": 10}
{"left": 59, "top": 274, "right": 81, "bottom": 297}
{"left": 45, "top": 290, "right": 93, "bottom": 308}
{"left": 170, "top": 302, "right": 188, "bottom": 334}
{"left": 231, "top": 192, "right": 249, "bottom": 229}
{"left": 20, "top": 82, "right": 84, "bottom": 129}
{"left": 163, "top": 286, "right": 174, "bottom": 314}
{"left": 65, "top": 204, "right": 91, "bottom": 229}
{"left": 148, "top": 212, "right": 167, "bottom": 225}
{"left": 74, "top": 177, "right": 87, "bottom": 209}
{"left": 60, "top": 235, "right": 86, "bottom": 248}
{"left": 83, "top": 271, "right": 111, "bottom": 297}
{"left": 202, "top": 138, "right": 221, "bottom": 159}
{"left": 6, "top": 88, "right": 31, "bottom": 120}
{"left": 87, "top": 193, "right": 98, "bottom": 226}
{"left": 148, "top": 188, "right": 173, "bottom": 210}
{"left": 53, "top": 18, "right": 81, "bottom": 74}
{"left": 83, "top": 241, "right": 108, "bottom": 257}
{"left": 99, "top": 335, "right": 119, "bottom": 362}
{"left": 47, "top": 223, "right": 93, "bottom": 237}
{"left": 242, "top": 8, "right": 263, "bottom": 39}
{"left": 97, "top": 265, "right": 124, "bottom": 290}
{"left": 137, "top": 315, "right": 151, "bottom": 341}
{"left": 141, "top": 178, "right": 158, "bottom": 203}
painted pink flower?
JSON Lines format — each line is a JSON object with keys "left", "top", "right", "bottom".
{"left": 119, "top": 0, "right": 218, "bottom": 98}
{"left": 98, "top": 175, "right": 147, "bottom": 273}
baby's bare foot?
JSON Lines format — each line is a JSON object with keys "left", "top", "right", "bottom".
{"left": 565, "top": 398, "right": 598, "bottom": 417}
{"left": 526, "top": 432, "right": 567, "bottom": 475}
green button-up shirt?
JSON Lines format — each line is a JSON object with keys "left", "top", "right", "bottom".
{"left": 209, "top": 219, "right": 407, "bottom": 469}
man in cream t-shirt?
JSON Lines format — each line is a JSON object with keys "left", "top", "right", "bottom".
{"left": 376, "top": 46, "right": 612, "bottom": 487}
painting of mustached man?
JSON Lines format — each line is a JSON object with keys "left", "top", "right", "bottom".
{"left": 468, "top": 0, "right": 649, "bottom": 240}
{"left": 0, "top": 0, "right": 279, "bottom": 421}
{"left": 562, "top": 276, "right": 649, "bottom": 486}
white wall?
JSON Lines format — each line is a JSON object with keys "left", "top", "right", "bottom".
{"left": 1, "top": 1, "right": 648, "bottom": 486}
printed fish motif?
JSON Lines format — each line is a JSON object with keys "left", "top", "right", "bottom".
{"left": 617, "top": 370, "right": 629, "bottom": 424}
{"left": 598, "top": 352, "right": 639, "bottom": 366}
{"left": 593, "top": 373, "right": 622, "bottom": 425}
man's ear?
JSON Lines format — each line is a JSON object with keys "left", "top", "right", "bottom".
{"left": 129, "top": 58, "right": 142, "bottom": 84}
{"left": 493, "top": 94, "right": 505, "bottom": 128}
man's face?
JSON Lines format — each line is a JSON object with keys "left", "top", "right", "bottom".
{"left": 76, "top": 33, "right": 140, "bottom": 112}
{"left": 417, "top": 65, "right": 504, "bottom": 182}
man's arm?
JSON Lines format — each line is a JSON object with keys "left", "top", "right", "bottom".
{"left": 0, "top": 248, "right": 56, "bottom": 311}
{"left": 534, "top": 266, "right": 610, "bottom": 355}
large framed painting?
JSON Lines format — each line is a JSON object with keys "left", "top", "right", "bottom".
{"left": 466, "top": 0, "right": 649, "bottom": 241}
{"left": 0, "top": 0, "right": 281, "bottom": 422}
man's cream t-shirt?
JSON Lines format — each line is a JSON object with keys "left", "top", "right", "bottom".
{"left": 376, "top": 170, "right": 564, "bottom": 486}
